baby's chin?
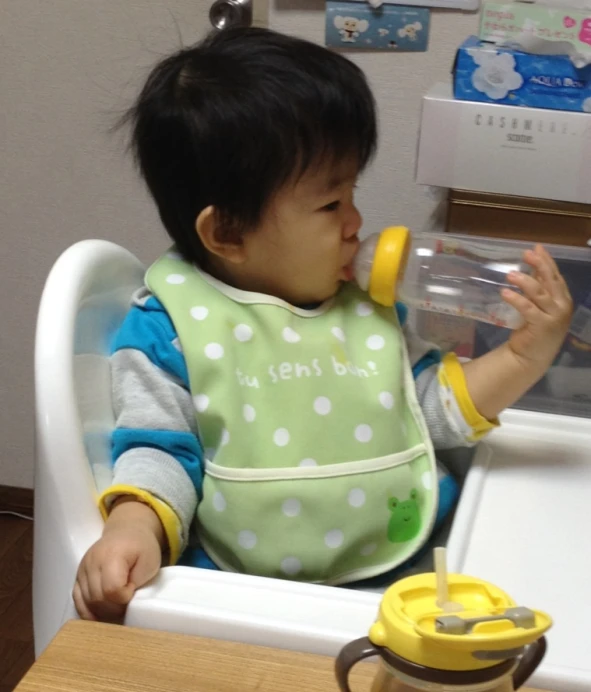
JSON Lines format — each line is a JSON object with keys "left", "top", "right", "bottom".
{"left": 286, "top": 285, "right": 339, "bottom": 307}
{"left": 310, "top": 282, "right": 346, "bottom": 305}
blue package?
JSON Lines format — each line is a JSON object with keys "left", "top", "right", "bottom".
{"left": 453, "top": 36, "right": 591, "bottom": 112}
{"left": 325, "top": 3, "right": 430, "bottom": 52}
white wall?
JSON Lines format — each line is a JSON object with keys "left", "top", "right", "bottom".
{"left": 271, "top": 2, "right": 478, "bottom": 233}
{"left": 0, "top": 1, "right": 477, "bottom": 488}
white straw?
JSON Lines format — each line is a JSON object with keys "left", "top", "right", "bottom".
{"left": 434, "top": 547, "right": 463, "bottom": 612}
{"left": 435, "top": 547, "right": 449, "bottom": 609}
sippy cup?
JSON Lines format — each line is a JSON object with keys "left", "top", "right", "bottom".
{"left": 354, "top": 228, "right": 534, "bottom": 329}
{"left": 335, "top": 567, "right": 551, "bottom": 692}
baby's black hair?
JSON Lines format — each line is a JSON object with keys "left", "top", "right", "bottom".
{"left": 125, "top": 27, "right": 377, "bottom": 264}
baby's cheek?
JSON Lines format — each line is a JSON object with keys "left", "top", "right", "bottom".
{"left": 314, "top": 235, "right": 339, "bottom": 260}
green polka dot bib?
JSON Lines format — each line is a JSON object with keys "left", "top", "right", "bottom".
{"left": 147, "top": 253, "right": 437, "bottom": 585}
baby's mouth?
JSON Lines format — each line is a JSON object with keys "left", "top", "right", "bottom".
{"left": 342, "top": 239, "right": 360, "bottom": 281}
{"left": 341, "top": 264, "right": 355, "bottom": 282}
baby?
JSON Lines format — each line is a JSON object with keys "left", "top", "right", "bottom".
{"left": 74, "top": 27, "right": 572, "bottom": 621}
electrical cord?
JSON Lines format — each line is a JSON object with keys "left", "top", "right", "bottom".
{"left": 0, "top": 510, "right": 33, "bottom": 521}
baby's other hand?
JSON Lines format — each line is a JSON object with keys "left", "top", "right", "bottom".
{"left": 73, "top": 508, "right": 163, "bottom": 622}
{"left": 503, "top": 245, "right": 573, "bottom": 369}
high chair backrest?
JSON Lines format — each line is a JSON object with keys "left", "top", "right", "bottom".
{"left": 34, "top": 239, "right": 145, "bottom": 654}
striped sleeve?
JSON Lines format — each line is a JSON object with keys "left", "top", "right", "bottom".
{"left": 99, "top": 288, "right": 203, "bottom": 563}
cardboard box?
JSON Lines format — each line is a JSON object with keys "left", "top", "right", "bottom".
{"left": 446, "top": 190, "right": 591, "bottom": 247}
{"left": 416, "top": 83, "right": 591, "bottom": 204}
{"left": 454, "top": 36, "right": 591, "bottom": 113}
{"left": 480, "top": 1, "right": 591, "bottom": 60}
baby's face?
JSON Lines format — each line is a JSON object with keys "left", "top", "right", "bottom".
{"left": 234, "top": 162, "right": 362, "bottom": 305}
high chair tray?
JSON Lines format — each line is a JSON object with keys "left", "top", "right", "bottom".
{"left": 126, "top": 409, "right": 591, "bottom": 692}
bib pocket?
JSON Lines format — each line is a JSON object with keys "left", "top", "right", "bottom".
{"left": 197, "top": 444, "right": 437, "bottom": 585}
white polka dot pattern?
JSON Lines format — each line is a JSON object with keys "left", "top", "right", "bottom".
{"left": 238, "top": 530, "right": 257, "bottom": 550}
{"left": 194, "top": 394, "right": 210, "bottom": 412}
{"left": 212, "top": 492, "right": 226, "bottom": 512}
{"left": 356, "top": 302, "right": 374, "bottom": 317}
{"left": 348, "top": 488, "right": 366, "bottom": 508}
{"left": 234, "top": 324, "right": 253, "bottom": 342}
{"left": 360, "top": 543, "right": 377, "bottom": 557}
{"left": 331, "top": 327, "right": 346, "bottom": 342}
{"left": 299, "top": 458, "right": 317, "bottom": 467}
{"left": 354, "top": 424, "right": 373, "bottom": 443}
{"left": 273, "top": 428, "right": 290, "bottom": 447}
{"left": 190, "top": 306, "right": 209, "bottom": 321}
{"left": 325, "top": 529, "right": 344, "bottom": 549}
{"left": 166, "top": 274, "right": 186, "bottom": 285}
{"left": 243, "top": 404, "right": 256, "bottom": 422}
{"left": 313, "top": 396, "right": 332, "bottom": 415}
{"left": 379, "top": 392, "right": 394, "bottom": 410}
{"left": 282, "top": 327, "right": 301, "bottom": 343}
{"left": 366, "top": 335, "right": 385, "bottom": 351}
{"left": 282, "top": 498, "right": 302, "bottom": 517}
{"left": 281, "top": 557, "right": 302, "bottom": 576}
{"left": 204, "top": 343, "right": 224, "bottom": 360}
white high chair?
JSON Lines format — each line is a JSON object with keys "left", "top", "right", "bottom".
{"left": 34, "top": 240, "right": 145, "bottom": 654}
{"left": 34, "top": 240, "right": 591, "bottom": 692}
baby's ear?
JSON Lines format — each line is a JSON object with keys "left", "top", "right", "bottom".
{"left": 196, "top": 205, "right": 246, "bottom": 264}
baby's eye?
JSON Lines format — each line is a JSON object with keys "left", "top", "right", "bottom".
{"left": 320, "top": 200, "right": 340, "bottom": 212}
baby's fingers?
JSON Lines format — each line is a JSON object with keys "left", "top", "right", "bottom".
{"left": 73, "top": 577, "right": 97, "bottom": 621}
{"left": 524, "top": 246, "right": 568, "bottom": 299}
{"left": 506, "top": 272, "right": 555, "bottom": 317}
{"left": 83, "top": 563, "right": 127, "bottom": 622}
{"left": 101, "top": 558, "right": 136, "bottom": 606}
{"left": 501, "top": 288, "right": 542, "bottom": 324}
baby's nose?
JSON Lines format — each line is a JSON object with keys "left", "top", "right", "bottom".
{"left": 343, "top": 206, "right": 362, "bottom": 239}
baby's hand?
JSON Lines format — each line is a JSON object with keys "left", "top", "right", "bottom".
{"left": 73, "top": 501, "right": 163, "bottom": 622}
{"left": 503, "top": 245, "right": 573, "bottom": 369}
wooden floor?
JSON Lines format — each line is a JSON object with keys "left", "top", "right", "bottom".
{"left": 0, "top": 515, "right": 34, "bottom": 692}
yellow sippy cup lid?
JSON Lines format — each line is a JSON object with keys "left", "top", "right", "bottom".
{"left": 368, "top": 226, "right": 411, "bottom": 308}
{"left": 369, "top": 573, "right": 552, "bottom": 672}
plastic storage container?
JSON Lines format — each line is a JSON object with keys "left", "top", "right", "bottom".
{"left": 412, "top": 235, "right": 591, "bottom": 420}
{"left": 354, "top": 227, "right": 532, "bottom": 329}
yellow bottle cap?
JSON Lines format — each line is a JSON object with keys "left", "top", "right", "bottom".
{"left": 369, "top": 573, "right": 552, "bottom": 672}
{"left": 368, "top": 226, "right": 411, "bottom": 307}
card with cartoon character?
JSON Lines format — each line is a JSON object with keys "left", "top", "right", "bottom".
{"left": 325, "top": 3, "right": 430, "bottom": 51}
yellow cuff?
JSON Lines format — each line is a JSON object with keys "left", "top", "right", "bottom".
{"left": 438, "top": 353, "right": 500, "bottom": 442}
{"left": 98, "top": 485, "right": 183, "bottom": 565}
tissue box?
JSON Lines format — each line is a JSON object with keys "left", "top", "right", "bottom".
{"left": 416, "top": 83, "right": 591, "bottom": 204}
{"left": 454, "top": 36, "right": 591, "bottom": 112}
{"left": 480, "top": 1, "right": 591, "bottom": 58}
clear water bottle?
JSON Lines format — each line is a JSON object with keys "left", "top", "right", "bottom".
{"left": 354, "top": 227, "right": 533, "bottom": 329}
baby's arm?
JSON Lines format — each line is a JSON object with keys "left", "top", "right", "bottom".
{"left": 74, "top": 290, "right": 202, "bottom": 621}
{"left": 400, "top": 306, "right": 496, "bottom": 448}
{"left": 403, "top": 246, "right": 572, "bottom": 443}
{"left": 461, "top": 246, "right": 573, "bottom": 420}
{"left": 74, "top": 496, "right": 165, "bottom": 622}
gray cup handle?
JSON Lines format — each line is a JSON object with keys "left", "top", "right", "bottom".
{"left": 335, "top": 637, "right": 379, "bottom": 692}
{"left": 512, "top": 636, "right": 547, "bottom": 689}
